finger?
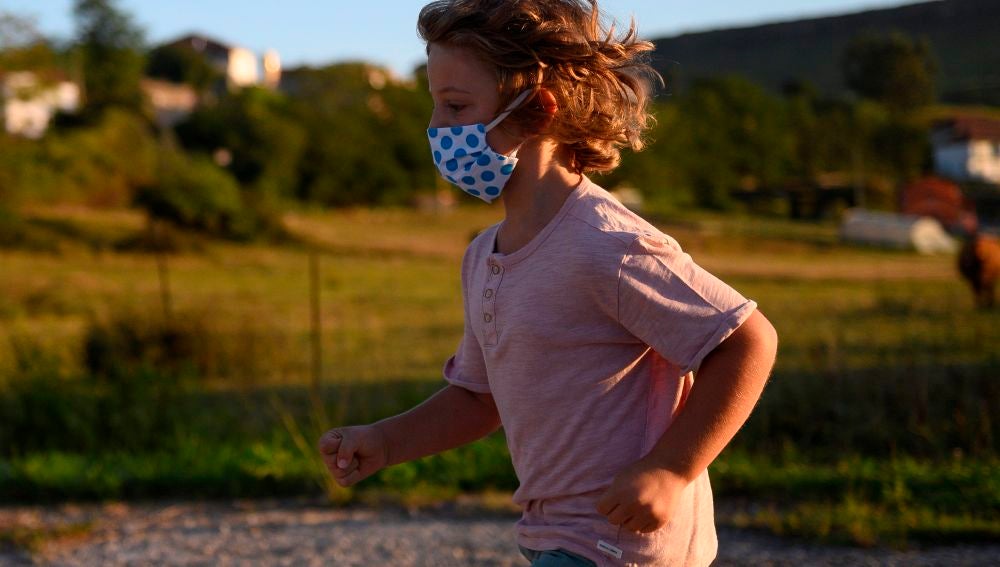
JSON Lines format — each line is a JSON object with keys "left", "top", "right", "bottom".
{"left": 623, "top": 516, "right": 646, "bottom": 533}
{"left": 331, "top": 457, "right": 360, "bottom": 479}
{"left": 322, "top": 450, "right": 355, "bottom": 472}
{"left": 638, "top": 521, "right": 659, "bottom": 534}
{"left": 321, "top": 451, "right": 355, "bottom": 474}
{"left": 318, "top": 430, "right": 342, "bottom": 455}
{"left": 605, "top": 506, "right": 629, "bottom": 526}
{"left": 335, "top": 434, "right": 358, "bottom": 469}
{"left": 596, "top": 499, "right": 612, "bottom": 516}
{"left": 337, "top": 467, "right": 365, "bottom": 487}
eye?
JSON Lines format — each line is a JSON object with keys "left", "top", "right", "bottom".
{"left": 447, "top": 103, "right": 467, "bottom": 113}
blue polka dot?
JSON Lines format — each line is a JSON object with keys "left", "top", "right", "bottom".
{"left": 476, "top": 124, "right": 485, "bottom": 133}
{"left": 481, "top": 171, "right": 495, "bottom": 182}
{"left": 467, "top": 189, "right": 480, "bottom": 196}
{"left": 477, "top": 154, "right": 491, "bottom": 166}
{"left": 450, "top": 126, "right": 463, "bottom": 135}
{"left": 462, "top": 176, "right": 476, "bottom": 185}
{"left": 440, "top": 136, "right": 453, "bottom": 150}
{"left": 466, "top": 134, "right": 480, "bottom": 147}
{"left": 446, "top": 175, "right": 456, "bottom": 183}
{"left": 454, "top": 148, "right": 467, "bottom": 158}
{"left": 485, "top": 186, "right": 501, "bottom": 196}
{"left": 498, "top": 155, "right": 507, "bottom": 161}
{"left": 463, "top": 161, "right": 475, "bottom": 171}
{"left": 433, "top": 150, "right": 442, "bottom": 164}
{"left": 500, "top": 164, "right": 514, "bottom": 175}
{"left": 445, "top": 159, "right": 458, "bottom": 172}
{"left": 428, "top": 127, "right": 438, "bottom": 138}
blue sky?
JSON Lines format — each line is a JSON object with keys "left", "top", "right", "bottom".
{"left": 6, "top": 0, "right": 918, "bottom": 77}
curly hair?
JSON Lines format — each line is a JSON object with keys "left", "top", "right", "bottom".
{"left": 417, "top": 0, "right": 660, "bottom": 174}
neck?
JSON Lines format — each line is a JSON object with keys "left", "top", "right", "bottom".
{"left": 499, "top": 139, "right": 583, "bottom": 231}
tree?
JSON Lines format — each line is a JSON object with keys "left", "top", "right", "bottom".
{"left": 174, "top": 87, "right": 306, "bottom": 199}
{"left": 675, "top": 76, "right": 795, "bottom": 209}
{"left": 841, "top": 31, "right": 937, "bottom": 114}
{"left": 146, "top": 44, "right": 220, "bottom": 93}
{"left": 0, "top": 12, "right": 62, "bottom": 71}
{"left": 283, "top": 63, "right": 435, "bottom": 206}
{"left": 73, "top": 0, "right": 146, "bottom": 116}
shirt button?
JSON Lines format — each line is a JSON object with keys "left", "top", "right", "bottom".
{"left": 484, "top": 313, "right": 493, "bottom": 323}
{"left": 484, "top": 289, "right": 494, "bottom": 298}
{"left": 491, "top": 265, "right": 501, "bottom": 275}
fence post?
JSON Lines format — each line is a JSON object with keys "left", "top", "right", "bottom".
{"left": 309, "top": 249, "right": 327, "bottom": 423}
{"left": 154, "top": 219, "right": 172, "bottom": 323}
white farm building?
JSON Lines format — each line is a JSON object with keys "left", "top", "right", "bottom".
{"left": 840, "top": 209, "right": 958, "bottom": 255}
{"left": 931, "top": 116, "right": 1000, "bottom": 185}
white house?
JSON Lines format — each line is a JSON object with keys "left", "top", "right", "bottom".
{"left": 162, "top": 34, "right": 280, "bottom": 92}
{"left": 931, "top": 116, "right": 1000, "bottom": 185}
{"left": 1, "top": 71, "right": 80, "bottom": 139}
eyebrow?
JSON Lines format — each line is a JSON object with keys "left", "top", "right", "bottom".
{"left": 432, "top": 86, "right": 473, "bottom": 95}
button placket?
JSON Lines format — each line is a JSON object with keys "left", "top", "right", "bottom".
{"left": 483, "top": 259, "right": 503, "bottom": 345}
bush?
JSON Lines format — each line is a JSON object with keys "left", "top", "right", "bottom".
{"left": 134, "top": 150, "right": 279, "bottom": 241}
{"left": 44, "top": 109, "right": 158, "bottom": 206}
{"left": 0, "top": 365, "right": 185, "bottom": 455}
{"left": 82, "top": 307, "right": 206, "bottom": 381}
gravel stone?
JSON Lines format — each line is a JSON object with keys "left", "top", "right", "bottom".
{"left": 1, "top": 499, "right": 996, "bottom": 566}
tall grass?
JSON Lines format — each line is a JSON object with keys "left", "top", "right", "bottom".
{"left": 0, "top": 204, "right": 997, "bottom": 546}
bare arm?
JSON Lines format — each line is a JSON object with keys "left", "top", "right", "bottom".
{"left": 374, "top": 384, "right": 501, "bottom": 467}
{"left": 597, "top": 308, "right": 778, "bottom": 532}
{"left": 644, "top": 308, "right": 778, "bottom": 480}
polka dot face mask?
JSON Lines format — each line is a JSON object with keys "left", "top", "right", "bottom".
{"left": 427, "top": 90, "right": 534, "bottom": 203}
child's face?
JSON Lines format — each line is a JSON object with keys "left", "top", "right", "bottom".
{"left": 427, "top": 42, "right": 518, "bottom": 153}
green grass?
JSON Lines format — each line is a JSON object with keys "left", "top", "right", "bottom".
{"left": 0, "top": 202, "right": 997, "bottom": 549}
{"left": 713, "top": 451, "right": 1000, "bottom": 547}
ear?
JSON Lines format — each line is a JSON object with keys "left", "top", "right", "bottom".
{"left": 536, "top": 88, "right": 558, "bottom": 114}
{"left": 532, "top": 88, "right": 559, "bottom": 133}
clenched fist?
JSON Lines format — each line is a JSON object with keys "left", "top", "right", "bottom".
{"left": 596, "top": 461, "right": 687, "bottom": 534}
{"left": 318, "top": 425, "right": 390, "bottom": 487}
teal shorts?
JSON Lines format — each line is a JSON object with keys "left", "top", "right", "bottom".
{"left": 518, "top": 544, "right": 597, "bottom": 567}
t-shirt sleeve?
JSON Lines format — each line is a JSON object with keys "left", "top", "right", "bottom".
{"left": 617, "top": 234, "right": 757, "bottom": 375}
{"left": 442, "top": 249, "right": 491, "bottom": 394}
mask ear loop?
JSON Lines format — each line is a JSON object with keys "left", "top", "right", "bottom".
{"left": 484, "top": 89, "right": 535, "bottom": 132}
{"left": 484, "top": 89, "right": 537, "bottom": 161}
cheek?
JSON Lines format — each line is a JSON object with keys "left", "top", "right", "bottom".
{"left": 485, "top": 128, "right": 519, "bottom": 155}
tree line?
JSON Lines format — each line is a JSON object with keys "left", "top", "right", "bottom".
{"left": 0, "top": 0, "right": 943, "bottom": 241}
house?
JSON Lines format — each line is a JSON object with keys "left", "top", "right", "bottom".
{"left": 161, "top": 34, "right": 280, "bottom": 92}
{"left": 931, "top": 116, "right": 1000, "bottom": 185}
{"left": 140, "top": 78, "right": 198, "bottom": 128}
{"left": 1, "top": 71, "right": 80, "bottom": 139}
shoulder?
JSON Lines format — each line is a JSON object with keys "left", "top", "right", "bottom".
{"left": 562, "top": 179, "right": 678, "bottom": 260}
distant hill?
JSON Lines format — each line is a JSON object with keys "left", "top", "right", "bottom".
{"left": 650, "top": 0, "right": 1000, "bottom": 105}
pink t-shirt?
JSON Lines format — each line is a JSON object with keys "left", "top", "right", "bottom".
{"left": 443, "top": 178, "right": 757, "bottom": 566}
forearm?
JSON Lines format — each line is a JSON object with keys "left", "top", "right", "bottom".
{"left": 644, "top": 309, "right": 778, "bottom": 481}
{"left": 374, "top": 384, "right": 501, "bottom": 467}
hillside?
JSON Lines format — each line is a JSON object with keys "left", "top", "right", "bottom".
{"left": 651, "top": 0, "right": 1000, "bottom": 105}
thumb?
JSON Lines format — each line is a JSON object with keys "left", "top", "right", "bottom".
{"left": 336, "top": 432, "right": 359, "bottom": 469}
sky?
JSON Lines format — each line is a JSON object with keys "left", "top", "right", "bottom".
{"left": 5, "top": 0, "right": 920, "bottom": 77}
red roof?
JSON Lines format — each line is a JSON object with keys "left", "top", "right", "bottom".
{"left": 901, "top": 176, "right": 973, "bottom": 227}
{"left": 933, "top": 116, "right": 1000, "bottom": 143}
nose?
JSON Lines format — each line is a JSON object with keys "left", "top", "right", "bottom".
{"left": 428, "top": 107, "right": 446, "bottom": 130}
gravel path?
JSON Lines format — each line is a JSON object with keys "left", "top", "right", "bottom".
{"left": 1, "top": 498, "right": 997, "bottom": 566}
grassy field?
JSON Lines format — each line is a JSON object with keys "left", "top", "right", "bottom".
{"left": 0, "top": 201, "right": 997, "bottom": 548}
